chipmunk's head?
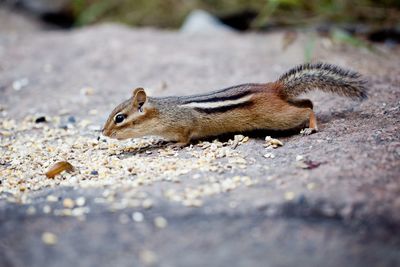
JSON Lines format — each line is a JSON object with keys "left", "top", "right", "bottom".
{"left": 102, "top": 88, "right": 159, "bottom": 140}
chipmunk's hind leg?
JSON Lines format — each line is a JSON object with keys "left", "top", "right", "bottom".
{"left": 288, "top": 99, "right": 318, "bottom": 135}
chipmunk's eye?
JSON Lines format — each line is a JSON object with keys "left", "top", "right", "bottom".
{"left": 114, "top": 114, "right": 126, "bottom": 124}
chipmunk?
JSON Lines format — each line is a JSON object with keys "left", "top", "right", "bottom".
{"left": 102, "top": 63, "right": 367, "bottom": 147}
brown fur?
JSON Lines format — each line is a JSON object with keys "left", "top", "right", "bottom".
{"left": 102, "top": 63, "right": 367, "bottom": 145}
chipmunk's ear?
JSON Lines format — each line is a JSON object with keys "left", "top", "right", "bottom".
{"left": 132, "top": 88, "right": 147, "bottom": 111}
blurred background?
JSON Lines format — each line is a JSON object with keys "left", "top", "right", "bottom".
{"left": 1, "top": 0, "right": 399, "bottom": 46}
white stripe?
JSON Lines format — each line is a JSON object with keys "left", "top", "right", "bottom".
{"left": 179, "top": 94, "right": 253, "bottom": 109}
{"left": 285, "top": 69, "right": 344, "bottom": 81}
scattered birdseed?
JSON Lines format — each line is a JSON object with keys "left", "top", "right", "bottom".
{"left": 41, "top": 232, "right": 58, "bottom": 245}
{"left": 75, "top": 197, "right": 86, "bottom": 206}
{"left": 0, "top": 116, "right": 260, "bottom": 213}
{"left": 154, "top": 216, "right": 168, "bottom": 228}
{"left": 231, "top": 134, "right": 247, "bottom": 148}
{"left": 26, "top": 206, "right": 36, "bottom": 215}
{"left": 12, "top": 78, "right": 29, "bottom": 91}
{"left": 164, "top": 175, "right": 256, "bottom": 206}
{"left": 307, "top": 183, "right": 316, "bottom": 190}
{"left": 264, "top": 153, "right": 275, "bottom": 159}
{"left": 89, "top": 109, "right": 98, "bottom": 115}
{"left": 43, "top": 205, "right": 51, "bottom": 214}
{"left": 264, "top": 136, "right": 283, "bottom": 149}
{"left": 63, "top": 198, "right": 75, "bottom": 209}
{"left": 71, "top": 207, "right": 89, "bottom": 218}
{"left": 132, "top": 212, "right": 144, "bottom": 222}
{"left": 139, "top": 249, "right": 157, "bottom": 266}
{"left": 46, "top": 195, "right": 58, "bottom": 202}
{"left": 80, "top": 86, "right": 95, "bottom": 96}
{"left": 284, "top": 191, "right": 295, "bottom": 201}
{"left": 235, "top": 134, "right": 245, "bottom": 141}
{"left": 142, "top": 199, "right": 153, "bottom": 209}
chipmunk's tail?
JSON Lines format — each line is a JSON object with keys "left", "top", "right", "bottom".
{"left": 277, "top": 63, "right": 368, "bottom": 100}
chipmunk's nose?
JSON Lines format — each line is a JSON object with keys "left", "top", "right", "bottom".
{"left": 97, "top": 132, "right": 108, "bottom": 142}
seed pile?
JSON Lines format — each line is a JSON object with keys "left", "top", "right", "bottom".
{"left": 0, "top": 116, "right": 263, "bottom": 212}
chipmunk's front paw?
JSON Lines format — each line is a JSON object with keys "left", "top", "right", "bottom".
{"left": 153, "top": 139, "right": 169, "bottom": 147}
{"left": 300, "top": 127, "right": 318, "bottom": 136}
{"left": 167, "top": 142, "right": 188, "bottom": 150}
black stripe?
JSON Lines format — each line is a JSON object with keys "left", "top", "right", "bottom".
{"left": 182, "top": 91, "right": 251, "bottom": 104}
{"left": 194, "top": 101, "right": 254, "bottom": 114}
{"left": 179, "top": 83, "right": 258, "bottom": 104}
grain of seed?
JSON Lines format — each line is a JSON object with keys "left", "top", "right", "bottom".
{"left": 139, "top": 249, "right": 157, "bottom": 266}
{"left": 284, "top": 191, "right": 295, "bottom": 201}
{"left": 75, "top": 197, "right": 86, "bottom": 206}
{"left": 80, "top": 87, "right": 95, "bottom": 95}
{"left": 264, "top": 153, "right": 275, "bottom": 159}
{"left": 42, "top": 232, "right": 58, "bottom": 245}
{"left": 132, "top": 212, "right": 144, "bottom": 222}
{"left": 154, "top": 216, "right": 167, "bottom": 228}
{"left": 89, "top": 109, "right": 98, "bottom": 115}
{"left": 264, "top": 136, "right": 283, "bottom": 148}
{"left": 63, "top": 198, "right": 75, "bottom": 208}
{"left": 26, "top": 206, "right": 36, "bottom": 215}
{"left": 46, "top": 195, "right": 58, "bottom": 202}
{"left": 307, "top": 183, "right": 315, "bottom": 190}
{"left": 43, "top": 205, "right": 51, "bottom": 214}
{"left": 142, "top": 199, "right": 153, "bottom": 209}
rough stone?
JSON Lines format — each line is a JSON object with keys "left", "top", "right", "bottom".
{"left": 0, "top": 21, "right": 399, "bottom": 267}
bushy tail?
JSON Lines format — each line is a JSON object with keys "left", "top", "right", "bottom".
{"left": 278, "top": 63, "right": 367, "bottom": 100}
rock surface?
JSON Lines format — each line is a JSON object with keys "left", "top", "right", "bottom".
{"left": 0, "top": 20, "right": 400, "bottom": 267}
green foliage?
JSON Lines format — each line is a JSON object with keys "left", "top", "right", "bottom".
{"left": 304, "top": 33, "right": 317, "bottom": 62}
{"left": 71, "top": 0, "right": 197, "bottom": 27}
{"left": 69, "top": 0, "right": 400, "bottom": 28}
{"left": 331, "top": 28, "right": 379, "bottom": 52}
